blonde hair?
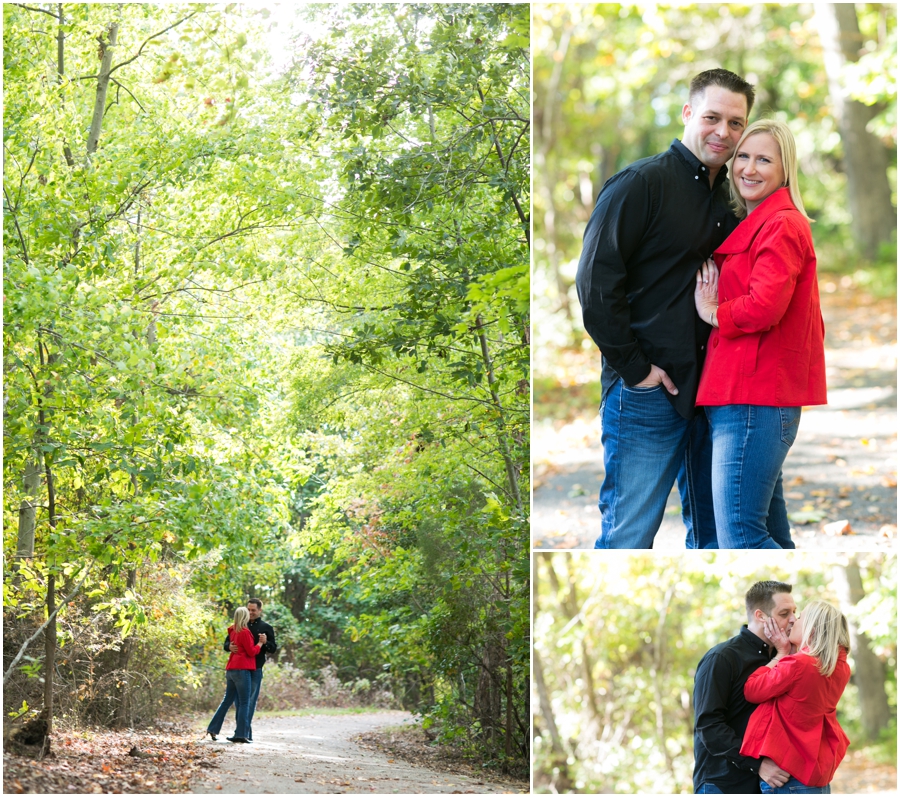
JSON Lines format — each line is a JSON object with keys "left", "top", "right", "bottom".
{"left": 232, "top": 606, "right": 250, "bottom": 635}
{"left": 798, "top": 600, "right": 850, "bottom": 677}
{"left": 729, "top": 118, "right": 811, "bottom": 221}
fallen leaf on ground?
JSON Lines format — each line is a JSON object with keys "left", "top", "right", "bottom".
{"left": 823, "top": 519, "right": 853, "bottom": 536}
{"left": 789, "top": 509, "right": 827, "bottom": 525}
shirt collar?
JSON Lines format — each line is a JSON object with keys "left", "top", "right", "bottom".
{"left": 671, "top": 138, "right": 729, "bottom": 187}
{"left": 739, "top": 624, "right": 775, "bottom": 658}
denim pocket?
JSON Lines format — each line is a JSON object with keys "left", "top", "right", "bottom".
{"left": 623, "top": 383, "right": 664, "bottom": 393}
{"left": 779, "top": 406, "right": 801, "bottom": 446}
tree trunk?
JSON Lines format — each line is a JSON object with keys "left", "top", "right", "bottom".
{"left": 536, "top": 25, "right": 573, "bottom": 322}
{"left": 504, "top": 636, "right": 513, "bottom": 761}
{"left": 651, "top": 581, "right": 677, "bottom": 781}
{"left": 284, "top": 572, "right": 309, "bottom": 621}
{"left": 475, "top": 317, "right": 523, "bottom": 515}
{"left": 473, "top": 635, "right": 503, "bottom": 750}
{"left": 57, "top": 4, "right": 74, "bottom": 167}
{"left": 43, "top": 574, "right": 56, "bottom": 732}
{"left": 534, "top": 649, "right": 574, "bottom": 792}
{"left": 832, "top": 560, "right": 891, "bottom": 739}
{"left": 42, "top": 445, "right": 58, "bottom": 735}
{"left": 114, "top": 567, "right": 138, "bottom": 728}
{"left": 815, "top": 3, "right": 896, "bottom": 258}
{"left": 86, "top": 22, "right": 119, "bottom": 156}
{"left": 533, "top": 650, "right": 564, "bottom": 756}
{"left": 16, "top": 453, "right": 41, "bottom": 559}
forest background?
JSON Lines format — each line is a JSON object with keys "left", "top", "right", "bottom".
{"left": 533, "top": 552, "right": 897, "bottom": 794}
{"left": 533, "top": 2, "right": 896, "bottom": 429}
{"left": 3, "top": 2, "right": 530, "bottom": 774}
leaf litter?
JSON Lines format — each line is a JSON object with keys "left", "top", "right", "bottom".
{"left": 4, "top": 721, "right": 214, "bottom": 794}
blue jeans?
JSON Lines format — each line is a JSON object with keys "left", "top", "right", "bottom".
{"left": 705, "top": 405, "right": 800, "bottom": 549}
{"left": 207, "top": 669, "right": 252, "bottom": 739}
{"left": 247, "top": 667, "right": 263, "bottom": 740}
{"left": 594, "top": 379, "right": 717, "bottom": 549}
{"left": 761, "top": 776, "right": 830, "bottom": 793}
{"left": 695, "top": 786, "right": 724, "bottom": 794}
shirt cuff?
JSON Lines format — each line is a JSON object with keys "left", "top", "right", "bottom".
{"left": 731, "top": 755, "right": 763, "bottom": 772}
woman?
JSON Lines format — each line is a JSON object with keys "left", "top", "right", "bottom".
{"left": 741, "top": 601, "right": 851, "bottom": 794}
{"left": 694, "top": 118, "right": 826, "bottom": 548}
{"left": 206, "top": 607, "right": 262, "bottom": 743}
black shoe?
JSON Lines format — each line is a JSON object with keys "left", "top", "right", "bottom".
{"left": 207, "top": 732, "right": 217, "bottom": 741}
{"left": 227, "top": 736, "right": 250, "bottom": 743}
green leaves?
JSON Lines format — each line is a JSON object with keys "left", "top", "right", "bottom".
{"left": 4, "top": 4, "right": 529, "bottom": 768}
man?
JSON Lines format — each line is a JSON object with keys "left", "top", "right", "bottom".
{"left": 693, "top": 580, "right": 796, "bottom": 793}
{"left": 575, "top": 68, "right": 755, "bottom": 548}
{"left": 225, "top": 598, "right": 277, "bottom": 742}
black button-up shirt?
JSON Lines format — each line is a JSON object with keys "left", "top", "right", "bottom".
{"left": 575, "top": 139, "right": 739, "bottom": 419}
{"left": 693, "top": 625, "right": 775, "bottom": 793}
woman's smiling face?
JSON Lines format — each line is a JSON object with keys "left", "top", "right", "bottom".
{"left": 733, "top": 132, "right": 786, "bottom": 213}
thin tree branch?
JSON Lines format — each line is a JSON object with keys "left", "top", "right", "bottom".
{"left": 3, "top": 564, "right": 92, "bottom": 686}
{"left": 11, "top": 3, "right": 59, "bottom": 18}
{"left": 110, "top": 78, "right": 146, "bottom": 113}
{"left": 3, "top": 187, "right": 31, "bottom": 265}
{"left": 107, "top": 11, "right": 201, "bottom": 77}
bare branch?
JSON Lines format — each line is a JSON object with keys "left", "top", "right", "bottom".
{"left": 108, "top": 11, "right": 201, "bottom": 77}
{"left": 3, "top": 187, "right": 31, "bottom": 265}
{"left": 10, "top": 3, "right": 59, "bottom": 19}
{"left": 4, "top": 564, "right": 92, "bottom": 686}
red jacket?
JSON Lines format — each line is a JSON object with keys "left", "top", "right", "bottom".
{"left": 696, "top": 188, "right": 826, "bottom": 407}
{"left": 225, "top": 625, "right": 261, "bottom": 671}
{"left": 740, "top": 648, "right": 850, "bottom": 786}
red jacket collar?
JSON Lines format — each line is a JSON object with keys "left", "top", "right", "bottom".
{"left": 716, "top": 187, "right": 799, "bottom": 254}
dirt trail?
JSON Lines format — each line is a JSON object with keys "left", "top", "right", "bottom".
{"left": 533, "top": 290, "right": 897, "bottom": 550}
{"left": 190, "top": 712, "right": 521, "bottom": 794}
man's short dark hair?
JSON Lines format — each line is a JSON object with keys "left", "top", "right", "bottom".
{"left": 689, "top": 68, "right": 755, "bottom": 116}
{"left": 248, "top": 598, "right": 262, "bottom": 609}
{"left": 745, "top": 581, "right": 792, "bottom": 617}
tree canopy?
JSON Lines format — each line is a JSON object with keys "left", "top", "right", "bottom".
{"left": 4, "top": 2, "right": 529, "bottom": 771}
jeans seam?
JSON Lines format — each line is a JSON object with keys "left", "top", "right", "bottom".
{"left": 780, "top": 406, "right": 800, "bottom": 446}
{"left": 735, "top": 406, "right": 753, "bottom": 548}
{"left": 683, "top": 426, "right": 698, "bottom": 549}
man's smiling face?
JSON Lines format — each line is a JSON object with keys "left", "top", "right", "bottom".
{"left": 681, "top": 85, "right": 748, "bottom": 171}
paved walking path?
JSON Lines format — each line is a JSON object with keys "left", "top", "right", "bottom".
{"left": 190, "top": 713, "right": 520, "bottom": 794}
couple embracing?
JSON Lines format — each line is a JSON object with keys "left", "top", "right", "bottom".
{"left": 694, "top": 580, "right": 851, "bottom": 794}
{"left": 576, "top": 68, "right": 826, "bottom": 549}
